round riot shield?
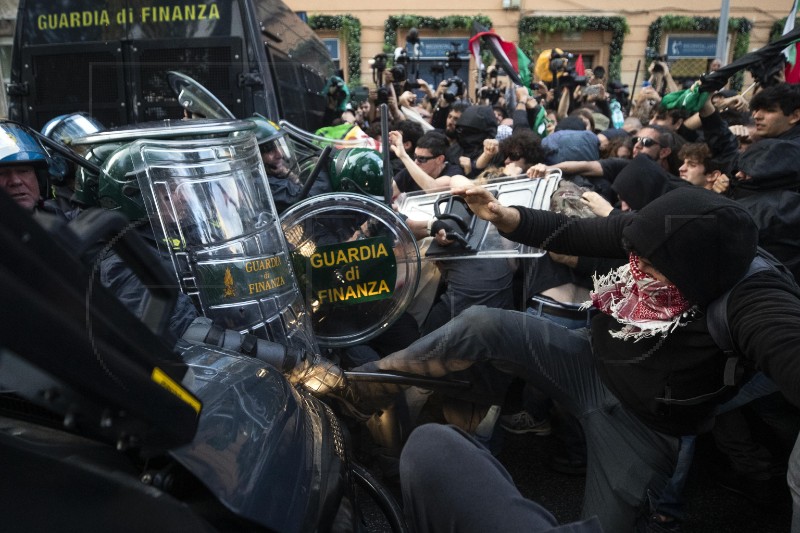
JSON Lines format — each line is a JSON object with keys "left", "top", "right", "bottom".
{"left": 281, "top": 193, "right": 420, "bottom": 348}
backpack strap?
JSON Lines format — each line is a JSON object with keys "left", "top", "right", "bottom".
{"left": 658, "top": 250, "right": 792, "bottom": 406}
{"left": 706, "top": 252, "right": 781, "bottom": 388}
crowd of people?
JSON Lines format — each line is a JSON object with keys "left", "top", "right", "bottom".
{"left": 312, "top": 50, "right": 800, "bottom": 533}
{"left": 2, "top": 42, "right": 800, "bottom": 533}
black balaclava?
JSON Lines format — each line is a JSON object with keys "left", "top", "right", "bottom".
{"left": 455, "top": 106, "right": 497, "bottom": 158}
{"left": 623, "top": 187, "right": 758, "bottom": 306}
{"left": 612, "top": 154, "right": 690, "bottom": 211}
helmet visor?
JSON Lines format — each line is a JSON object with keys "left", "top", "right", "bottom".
{"left": 259, "top": 134, "right": 300, "bottom": 181}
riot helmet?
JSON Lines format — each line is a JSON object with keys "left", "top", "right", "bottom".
{"left": 41, "top": 112, "right": 105, "bottom": 186}
{"left": 246, "top": 115, "right": 301, "bottom": 180}
{"left": 329, "top": 147, "right": 385, "bottom": 196}
{"left": 41, "top": 112, "right": 104, "bottom": 143}
{"left": 0, "top": 121, "right": 53, "bottom": 208}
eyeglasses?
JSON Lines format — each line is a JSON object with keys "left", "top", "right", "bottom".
{"left": 414, "top": 154, "right": 436, "bottom": 163}
{"left": 633, "top": 136, "right": 662, "bottom": 148}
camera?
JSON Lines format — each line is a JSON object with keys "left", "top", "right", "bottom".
{"left": 376, "top": 86, "right": 389, "bottom": 106}
{"left": 443, "top": 76, "right": 464, "bottom": 103}
{"left": 608, "top": 80, "right": 630, "bottom": 108}
{"left": 548, "top": 51, "right": 587, "bottom": 89}
{"left": 389, "top": 63, "right": 407, "bottom": 84}
{"left": 645, "top": 48, "right": 669, "bottom": 72}
{"left": 404, "top": 80, "right": 422, "bottom": 90}
{"left": 478, "top": 86, "right": 502, "bottom": 104}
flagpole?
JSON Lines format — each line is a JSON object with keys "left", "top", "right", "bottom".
{"left": 716, "top": 0, "right": 730, "bottom": 65}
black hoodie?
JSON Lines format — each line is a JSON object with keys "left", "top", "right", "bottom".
{"left": 611, "top": 154, "right": 690, "bottom": 212}
{"left": 504, "top": 188, "right": 800, "bottom": 435}
{"left": 446, "top": 105, "right": 498, "bottom": 170}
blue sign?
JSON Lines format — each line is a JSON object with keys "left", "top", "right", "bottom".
{"left": 666, "top": 36, "right": 720, "bottom": 58}
{"left": 322, "top": 38, "right": 340, "bottom": 61}
{"left": 410, "top": 38, "right": 470, "bottom": 59}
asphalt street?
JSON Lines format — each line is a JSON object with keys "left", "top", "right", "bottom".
{"left": 360, "top": 426, "right": 792, "bottom": 532}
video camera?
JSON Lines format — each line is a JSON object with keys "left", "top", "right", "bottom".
{"left": 477, "top": 86, "right": 502, "bottom": 105}
{"left": 443, "top": 76, "right": 465, "bottom": 103}
{"left": 645, "top": 48, "right": 669, "bottom": 73}
{"left": 549, "top": 50, "right": 587, "bottom": 89}
{"left": 387, "top": 62, "right": 423, "bottom": 92}
{"left": 608, "top": 80, "right": 630, "bottom": 108}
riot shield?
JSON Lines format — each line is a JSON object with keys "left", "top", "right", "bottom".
{"left": 281, "top": 193, "right": 420, "bottom": 348}
{"left": 395, "top": 172, "right": 562, "bottom": 259}
{"left": 122, "top": 132, "right": 319, "bottom": 356}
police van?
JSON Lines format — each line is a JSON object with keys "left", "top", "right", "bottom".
{"left": 7, "top": 0, "right": 335, "bottom": 131}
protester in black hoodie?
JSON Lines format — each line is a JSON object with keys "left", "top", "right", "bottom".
{"left": 354, "top": 185, "right": 800, "bottom": 532}
{"left": 446, "top": 105, "right": 498, "bottom": 178}
{"left": 732, "top": 138, "right": 800, "bottom": 281}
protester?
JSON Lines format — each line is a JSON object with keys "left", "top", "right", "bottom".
{"left": 352, "top": 180, "right": 800, "bottom": 532}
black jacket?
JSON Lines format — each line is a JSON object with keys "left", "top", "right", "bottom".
{"left": 503, "top": 187, "right": 800, "bottom": 435}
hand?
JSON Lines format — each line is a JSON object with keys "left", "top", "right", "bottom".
{"left": 721, "top": 95, "right": 748, "bottom": 112}
{"left": 459, "top": 156, "right": 472, "bottom": 175}
{"left": 503, "top": 162, "right": 524, "bottom": 177}
{"left": 728, "top": 124, "right": 750, "bottom": 137}
{"left": 527, "top": 163, "right": 552, "bottom": 179}
{"left": 450, "top": 176, "right": 520, "bottom": 233}
{"left": 638, "top": 86, "right": 661, "bottom": 103}
{"left": 388, "top": 130, "right": 407, "bottom": 158}
{"left": 712, "top": 174, "right": 731, "bottom": 194}
{"left": 515, "top": 86, "right": 529, "bottom": 102}
{"left": 580, "top": 191, "right": 614, "bottom": 217}
{"left": 482, "top": 138, "right": 499, "bottom": 158}
{"left": 433, "top": 228, "right": 455, "bottom": 247}
{"left": 398, "top": 90, "right": 416, "bottom": 107}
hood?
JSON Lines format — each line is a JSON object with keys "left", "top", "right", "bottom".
{"left": 612, "top": 154, "right": 690, "bottom": 211}
{"left": 455, "top": 106, "right": 497, "bottom": 157}
{"left": 543, "top": 130, "right": 600, "bottom": 164}
{"left": 622, "top": 187, "right": 758, "bottom": 306}
{"left": 732, "top": 139, "right": 800, "bottom": 196}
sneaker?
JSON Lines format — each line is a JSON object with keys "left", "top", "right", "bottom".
{"left": 643, "top": 513, "right": 683, "bottom": 533}
{"left": 499, "top": 411, "right": 552, "bottom": 435}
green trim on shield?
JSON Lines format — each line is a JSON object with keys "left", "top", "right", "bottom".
{"left": 195, "top": 253, "right": 291, "bottom": 306}
{"left": 306, "top": 236, "right": 396, "bottom": 306}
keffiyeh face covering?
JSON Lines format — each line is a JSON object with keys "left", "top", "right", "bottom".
{"left": 587, "top": 253, "right": 694, "bottom": 341}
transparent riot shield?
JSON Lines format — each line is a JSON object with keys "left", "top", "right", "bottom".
{"left": 281, "top": 193, "right": 420, "bottom": 348}
{"left": 128, "top": 132, "right": 318, "bottom": 356}
{"left": 395, "top": 172, "right": 562, "bottom": 259}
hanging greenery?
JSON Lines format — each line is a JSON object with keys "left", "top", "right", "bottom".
{"left": 309, "top": 15, "right": 362, "bottom": 84}
{"left": 646, "top": 16, "right": 752, "bottom": 89}
{"left": 384, "top": 15, "right": 493, "bottom": 60}
{"left": 771, "top": 17, "right": 800, "bottom": 40}
{"left": 518, "top": 17, "right": 629, "bottom": 82}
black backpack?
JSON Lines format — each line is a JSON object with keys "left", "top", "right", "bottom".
{"left": 670, "top": 249, "right": 797, "bottom": 406}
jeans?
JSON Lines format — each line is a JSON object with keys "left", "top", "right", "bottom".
{"left": 400, "top": 423, "right": 602, "bottom": 533}
{"left": 655, "top": 372, "right": 783, "bottom": 519}
{"left": 355, "top": 305, "right": 679, "bottom": 532}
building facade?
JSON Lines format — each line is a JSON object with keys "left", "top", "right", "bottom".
{"left": 290, "top": 0, "right": 798, "bottom": 96}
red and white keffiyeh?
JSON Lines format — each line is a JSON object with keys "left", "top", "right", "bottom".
{"left": 585, "top": 253, "right": 694, "bottom": 341}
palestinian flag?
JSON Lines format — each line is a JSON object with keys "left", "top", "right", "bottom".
{"left": 783, "top": 0, "right": 800, "bottom": 83}
{"left": 469, "top": 26, "right": 532, "bottom": 89}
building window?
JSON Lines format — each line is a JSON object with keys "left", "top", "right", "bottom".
{"left": 398, "top": 37, "right": 470, "bottom": 94}
{"left": 322, "top": 38, "right": 341, "bottom": 72}
{"left": 0, "top": 37, "right": 12, "bottom": 86}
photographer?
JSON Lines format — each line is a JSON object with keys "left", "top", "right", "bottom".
{"left": 431, "top": 77, "right": 468, "bottom": 132}
{"left": 322, "top": 75, "right": 351, "bottom": 126}
{"left": 648, "top": 58, "right": 679, "bottom": 97}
